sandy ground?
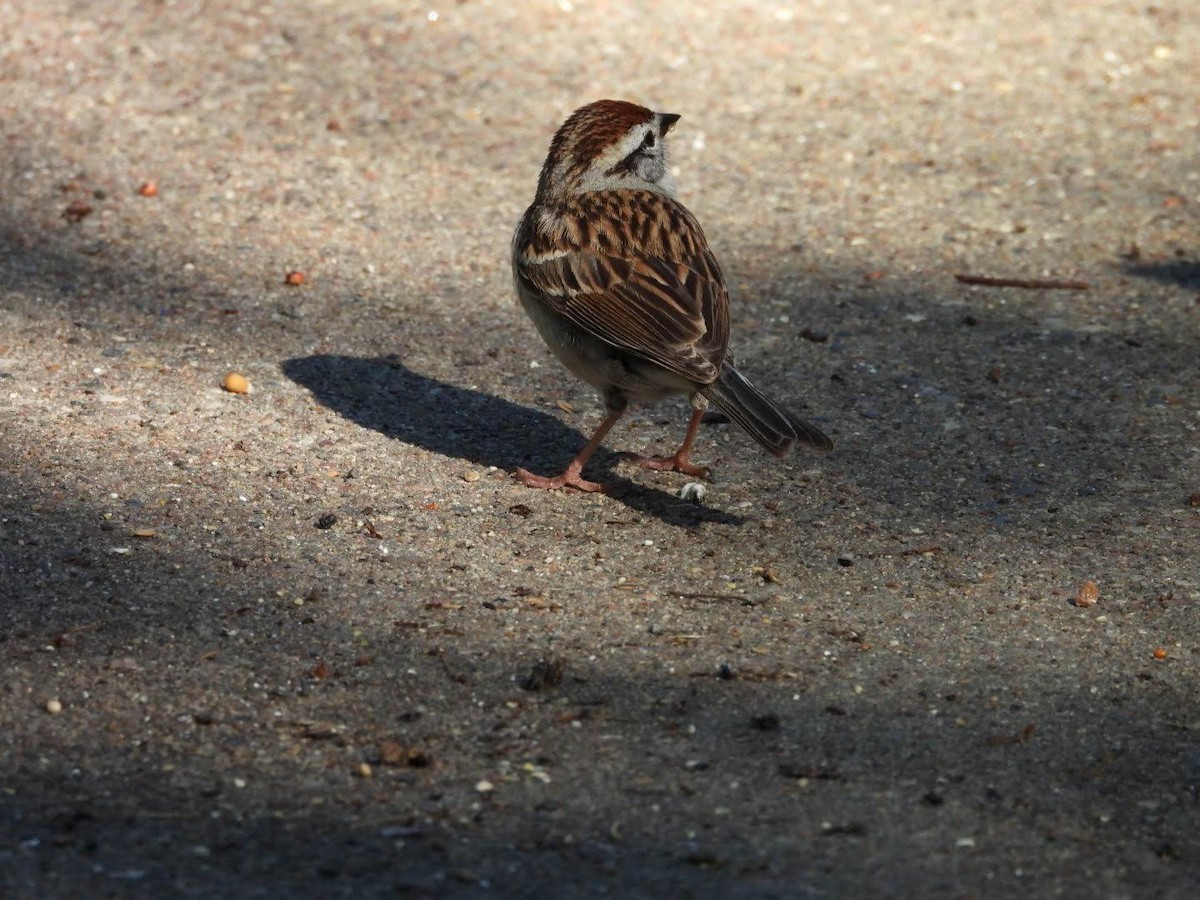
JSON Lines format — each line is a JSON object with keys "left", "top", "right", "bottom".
{"left": 1, "top": 1, "right": 1198, "bottom": 896}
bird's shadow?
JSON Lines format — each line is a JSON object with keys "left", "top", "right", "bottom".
{"left": 280, "top": 354, "right": 743, "bottom": 527}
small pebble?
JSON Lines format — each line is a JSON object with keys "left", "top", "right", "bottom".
{"left": 378, "top": 741, "right": 405, "bottom": 765}
{"left": 63, "top": 199, "right": 93, "bottom": 222}
{"left": 222, "top": 372, "right": 250, "bottom": 394}
{"left": 46, "top": 698, "right": 63, "bottom": 715}
{"left": 475, "top": 779, "right": 494, "bottom": 793}
{"left": 1075, "top": 580, "right": 1100, "bottom": 608}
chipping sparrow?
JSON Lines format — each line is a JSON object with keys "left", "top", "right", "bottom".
{"left": 512, "top": 99, "right": 832, "bottom": 492}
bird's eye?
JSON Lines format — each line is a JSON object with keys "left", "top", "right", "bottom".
{"left": 642, "top": 131, "right": 656, "bottom": 149}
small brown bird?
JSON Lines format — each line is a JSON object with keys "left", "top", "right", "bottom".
{"left": 512, "top": 100, "right": 832, "bottom": 492}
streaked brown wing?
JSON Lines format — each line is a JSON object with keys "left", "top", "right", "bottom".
{"left": 515, "top": 192, "right": 730, "bottom": 386}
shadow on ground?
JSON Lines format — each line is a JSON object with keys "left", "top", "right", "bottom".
{"left": 282, "top": 353, "right": 745, "bottom": 528}
{"left": 753, "top": 268, "right": 1200, "bottom": 546}
{"left": 1123, "top": 258, "right": 1200, "bottom": 290}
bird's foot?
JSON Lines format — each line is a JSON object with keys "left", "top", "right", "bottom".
{"left": 515, "top": 467, "right": 607, "bottom": 493}
{"left": 621, "top": 451, "right": 710, "bottom": 479}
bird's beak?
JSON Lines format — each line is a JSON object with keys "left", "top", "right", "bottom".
{"left": 658, "top": 113, "right": 681, "bottom": 135}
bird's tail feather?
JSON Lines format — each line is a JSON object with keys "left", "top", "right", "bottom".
{"left": 701, "top": 363, "right": 832, "bottom": 458}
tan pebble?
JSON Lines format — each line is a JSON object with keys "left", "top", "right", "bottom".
{"left": 462, "top": 471, "right": 480, "bottom": 482}
{"left": 475, "top": 779, "right": 494, "bottom": 793}
{"left": 378, "top": 740, "right": 405, "bottom": 766}
{"left": 222, "top": 372, "right": 250, "bottom": 394}
{"left": 356, "top": 762, "right": 373, "bottom": 778}
{"left": 131, "top": 528, "right": 157, "bottom": 539}
{"left": 46, "top": 699, "right": 63, "bottom": 714}
{"left": 1074, "top": 580, "right": 1100, "bottom": 608}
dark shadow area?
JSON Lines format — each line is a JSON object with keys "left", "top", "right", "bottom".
{"left": 1123, "top": 258, "right": 1200, "bottom": 289}
{"left": 755, "top": 272, "right": 1200, "bottom": 545}
{"left": 6, "top": 684, "right": 1193, "bottom": 898}
{"left": 282, "top": 352, "right": 596, "bottom": 475}
{"left": 1, "top": 489, "right": 1195, "bottom": 900}
{"left": 281, "top": 353, "right": 745, "bottom": 527}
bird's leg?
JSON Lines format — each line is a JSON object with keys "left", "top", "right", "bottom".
{"left": 516, "top": 407, "right": 624, "bottom": 492}
{"left": 624, "top": 406, "right": 710, "bottom": 478}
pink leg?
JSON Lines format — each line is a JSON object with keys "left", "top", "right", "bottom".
{"left": 516, "top": 408, "right": 624, "bottom": 492}
{"left": 624, "top": 408, "right": 710, "bottom": 478}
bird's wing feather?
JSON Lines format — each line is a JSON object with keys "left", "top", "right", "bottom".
{"left": 515, "top": 192, "right": 730, "bottom": 385}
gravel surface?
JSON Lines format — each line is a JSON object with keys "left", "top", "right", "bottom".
{"left": 2, "top": 1, "right": 1198, "bottom": 897}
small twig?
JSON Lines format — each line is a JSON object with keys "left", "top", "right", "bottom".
{"left": 668, "top": 590, "right": 765, "bottom": 606}
{"left": 687, "top": 667, "right": 798, "bottom": 681}
{"left": 987, "top": 723, "right": 1037, "bottom": 746}
{"left": 955, "top": 273, "right": 1090, "bottom": 290}
{"left": 58, "top": 622, "right": 101, "bottom": 635}
{"left": 855, "top": 544, "right": 944, "bottom": 561}
{"left": 438, "top": 654, "right": 470, "bottom": 685}
{"left": 899, "top": 543, "right": 944, "bottom": 557}
{"left": 669, "top": 590, "right": 742, "bottom": 601}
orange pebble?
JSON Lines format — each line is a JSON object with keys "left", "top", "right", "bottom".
{"left": 222, "top": 372, "right": 250, "bottom": 394}
{"left": 137, "top": 181, "right": 158, "bottom": 197}
{"left": 1152, "top": 647, "right": 1167, "bottom": 660}
{"left": 284, "top": 270, "right": 306, "bottom": 286}
{"left": 1074, "top": 580, "right": 1099, "bottom": 608}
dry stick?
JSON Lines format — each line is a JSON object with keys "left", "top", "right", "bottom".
{"left": 955, "top": 273, "right": 1090, "bottom": 290}
{"left": 855, "top": 544, "right": 945, "bottom": 561}
{"left": 669, "top": 589, "right": 764, "bottom": 605}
